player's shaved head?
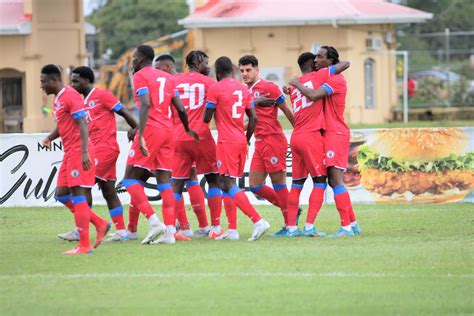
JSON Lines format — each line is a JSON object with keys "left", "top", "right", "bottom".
{"left": 297, "top": 52, "right": 315, "bottom": 73}
{"left": 71, "top": 66, "right": 95, "bottom": 84}
{"left": 136, "top": 45, "right": 155, "bottom": 62}
{"left": 214, "top": 56, "right": 233, "bottom": 80}
{"left": 156, "top": 53, "right": 175, "bottom": 64}
{"left": 41, "top": 64, "right": 62, "bottom": 81}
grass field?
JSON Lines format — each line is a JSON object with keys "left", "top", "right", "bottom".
{"left": 1, "top": 204, "right": 473, "bottom": 315}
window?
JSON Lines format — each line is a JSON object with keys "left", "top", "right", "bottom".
{"left": 1, "top": 76, "right": 23, "bottom": 132}
{"left": 364, "top": 59, "right": 375, "bottom": 109}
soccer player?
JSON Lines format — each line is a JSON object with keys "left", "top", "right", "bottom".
{"left": 40, "top": 64, "right": 109, "bottom": 255}
{"left": 238, "top": 55, "right": 294, "bottom": 237}
{"left": 172, "top": 50, "right": 224, "bottom": 239}
{"left": 154, "top": 53, "right": 177, "bottom": 75}
{"left": 122, "top": 45, "right": 198, "bottom": 245}
{"left": 64, "top": 66, "right": 138, "bottom": 242}
{"left": 204, "top": 56, "right": 270, "bottom": 241}
{"left": 285, "top": 52, "right": 350, "bottom": 237}
{"left": 288, "top": 46, "right": 360, "bottom": 237}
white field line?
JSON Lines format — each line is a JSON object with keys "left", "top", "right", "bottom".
{"left": 0, "top": 272, "right": 472, "bottom": 280}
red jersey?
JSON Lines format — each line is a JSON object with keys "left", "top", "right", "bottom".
{"left": 322, "top": 74, "right": 349, "bottom": 135}
{"left": 289, "top": 67, "right": 333, "bottom": 134}
{"left": 53, "top": 86, "right": 87, "bottom": 156}
{"left": 133, "top": 66, "right": 176, "bottom": 131}
{"left": 206, "top": 77, "right": 254, "bottom": 144}
{"left": 248, "top": 78, "right": 285, "bottom": 137}
{"left": 173, "top": 72, "right": 216, "bottom": 141}
{"left": 83, "top": 87, "right": 121, "bottom": 151}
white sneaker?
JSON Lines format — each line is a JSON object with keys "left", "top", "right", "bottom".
{"left": 58, "top": 229, "right": 79, "bottom": 242}
{"left": 141, "top": 223, "right": 166, "bottom": 244}
{"left": 128, "top": 230, "right": 138, "bottom": 240}
{"left": 106, "top": 231, "right": 130, "bottom": 242}
{"left": 150, "top": 232, "right": 176, "bottom": 245}
{"left": 193, "top": 227, "right": 210, "bottom": 238}
{"left": 248, "top": 219, "right": 270, "bottom": 241}
{"left": 178, "top": 229, "right": 194, "bottom": 238}
{"left": 215, "top": 230, "right": 240, "bottom": 240}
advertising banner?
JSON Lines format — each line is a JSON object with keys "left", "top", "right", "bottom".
{"left": 1, "top": 128, "right": 473, "bottom": 207}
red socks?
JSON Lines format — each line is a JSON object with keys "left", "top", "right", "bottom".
{"left": 223, "top": 193, "right": 237, "bottom": 229}
{"left": 124, "top": 179, "right": 155, "bottom": 219}
{"left": 251, "top": 184, "right": 280, "bottom": 207}
{"left": 128, "top": 202, "right": 140, "bottom": 232}
{"left": 273, "top": 184, "right": 289, "bottom": 225}
{"left": 333, "top": 185, "right": 352, "bottom": 227}
{"left": 306, "top": 183, "right": 326, "bottom": 225}
{"left": 109, "top": 206, "right": 125, "bottom": 230}
{"left": 287, "top": 184, "right": 303, "bottom": 226}
{"left": 228, "top": 186, "right": 261, "bottom": 224}
{"left": 174, "top": 193, "right": 190, "bottom": 230}
{"left": 207, "top": 187, "right": 222, "bottom": 227}
{"left": 186, "top": 181, "right": 209, "bottom": 228}
{"left": 70, "top": 196, "right": 91, "bottom": 248}
{"left": 157, "top": 182, "right": 175, "bottom": 226}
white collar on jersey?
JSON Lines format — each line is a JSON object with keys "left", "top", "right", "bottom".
{"left": 84, "top": 87, "right": 96, "bottom": 104}
{"left": 248, "top": 78, "right": 262, "bottom": 93}
{"left": 54, "top": 87, "right": 66, "bottom": 103}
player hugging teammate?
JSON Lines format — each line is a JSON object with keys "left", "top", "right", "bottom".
{"left": 41, "top": 44, "right": 360, "bottom": 255}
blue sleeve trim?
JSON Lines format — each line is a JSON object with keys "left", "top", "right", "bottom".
{"left": 207, "top": 187, "right": 222, "bottom": 198}
{"left": 228, "top": 185, "right": 241, "bottom": 198}
{"left": 292, "top": 184, "right": 304, "bottom": 190}
{"left": 174, "top": 192, "right": 182, "bottom": 202}
{"left": 122, "top": 179, "right": 142, "bottom": 188}
{"left": 321, "top": 83, "right": 334, "bottom": 95}
{"left": 72, "top": 109, "right": 86, "bottom": 119}
{"left": 157, "top": 182, "right": 172, "bottom": 192}
{"left": 205, "top": 101, "right": 216, "bottom": 109}
{"left": 136, "top": 87, "right": 149, "bottom": 97}
{"left": 250, "top": 101, "right": 255, "bottom": 109}
{"left": 109, "top": 206, "right": 124, "bottom": 217}
{"left": 273, "top": 183, "right": 287, "bottom": 191}
{"left": 275, "top": 94, "right": 285, "bottom": 105}
{"left": 333, "top": 185, "right": 348, "bottom": 195}
{"left": 329, "top": 65, "right": 336, "bottom": 75}
{"left": 314, "top": 183, "right": 328, "bottom": 189}
{"left": 175, "top": 91, "right": 180, "bottom": 97}
{"left": 112, "top": 102, "right": 124, "bottom": 112}
{"left": 250, "top": 184, "right": 264, "bottom": 193}
{"left": 71, "top": 195, "right": 87, "bottom": 205}
{"left": 222, "top": 192, "right": 229, "bottom": 197}
{"left": 185, "top": 181, "right": 199, "bottom": 188}
{"left": 55, "top": 195, "right": 71, "bottom": 204}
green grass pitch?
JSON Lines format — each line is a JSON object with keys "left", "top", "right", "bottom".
{"left": 1, "top": 204, "right": 473, "bottom": 315}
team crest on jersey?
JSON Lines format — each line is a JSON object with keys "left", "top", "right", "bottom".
{"left": 270, "top": 156, "right": 278, "bottom": 165}
{"left": 71, "top": 169, "right": 80, "bottom": 177}
{"left": 88, "top": 100, "right": 96, "bottom": 109}
{"left": 95, "top": 158, "right": 99, "bottom": 166}
{"left": 54, "top": 101, "right": 62, "bottom": 110}
{"left": 217, "top": 160, "right": 222, "bottom": 168}
{"left": 253, "top": 91, "right": 260, "bottom": 98}
{"left": 327, "top": 150, "right": 335, "bottom": 158}
{"left": 129, "top": 149, "right": 135, "bottom": 157}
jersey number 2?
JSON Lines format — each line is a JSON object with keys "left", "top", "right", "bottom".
{"left": 232, "top": 90, "right": 243, "bottom": 119}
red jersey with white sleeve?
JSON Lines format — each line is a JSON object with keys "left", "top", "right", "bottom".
{"left": 289, "top": 67, "right": 335, "bottom": 134}
{"left": 321, "top": 74, "right": 349, "bottom": 135}
{"left": 173, "top": 71, "right": 216, "bottom": 141}
{"left": 53, "top": 86, "right": 88, "bottom": 156}
{"left": 248, "top": 78, "right": 285, "bottom": 137}
{"left": 83, "top": 87, "right": 122, "bottom": 151}
{"left": 206, "top": 77, "right": 254, "bottom": 144}
{"left": 133, "top": 66, "right": 176, "bottom": 131}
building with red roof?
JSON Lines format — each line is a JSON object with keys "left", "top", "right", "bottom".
{"left": 179, "top": 0, "right": 432, "bottom": 124}
{"left": 0, "top": 0, "right": 86, "bottom": 132}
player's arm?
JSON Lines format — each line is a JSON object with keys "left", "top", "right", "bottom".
{"left": 334, "top": 61, "right": 350, "bottom": 74}
{"left": 204, "top": 106, "right": 215, "bottom": 124}
{"left": 245, "top": 107, "right": 257, "bottom": 144}
{"left": 278, "top": 100, "right": 294, "bottom": 127}
{"left": 171, "top": 96, "right": 199, "bottom": 141}
{"left": 204, "top": 84, "right": 218, "bottom": 124}
{"left": 77, "top": 117, "right": 92, "bottom": 171}
{"left": 289, "top": 78, "right": 328, "bottom": 102}
{"left": 254, "top": 93, "right": 276, "bottom": 107}
{"left": 41, "top": 127, "right": 59, "bottom": 149}
{"left": 115, "top": 107, "right": 138, "bottom": 141}
{"left": 137, "top": 92, "right": 151, "bottom": 156}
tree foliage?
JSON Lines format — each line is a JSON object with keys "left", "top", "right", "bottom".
{"left": 87, "top": 0, "right": 188, "bottom": 59}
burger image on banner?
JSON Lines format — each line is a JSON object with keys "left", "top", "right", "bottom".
{"left": 357, "top": 128, "right": 474, "bottom": 203}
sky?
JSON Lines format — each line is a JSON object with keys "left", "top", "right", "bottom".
{"left": 83, "top": 0, "right": 100, "bottom": 16}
